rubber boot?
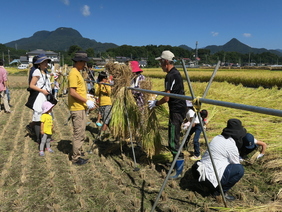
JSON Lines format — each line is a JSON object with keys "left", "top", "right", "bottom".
{"left": 169, "top": 159, "right": 184, "bottom": 179}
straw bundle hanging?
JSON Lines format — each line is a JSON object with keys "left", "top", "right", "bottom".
{"left": 105, "top": 62, "right": 165, "bottom": 158}
{"left": 105, "top": 63, "right": 138, "bottom": 139}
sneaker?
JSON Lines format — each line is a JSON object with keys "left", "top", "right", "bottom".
{"left": 26, "top": 125, "right": 34, "bottom": 135}
{"left": 72, "top": 158, "right": 88, "bottom": 166}
{"left": 47, "top": 148, "right": 54, "bottom": 153}
{"left": 212, "top": 191, "right": 236, "bottom": 201}
{"left": 224, "top": 193, "right": 236, "bottom": 201}
{"left": 190, "top": 155, "right": 201, "bottom": 161}
{"left": 96, "top": 122, "right": 102, "bottom": 127}
{"left": 39, "top": 151, "right": 45, "bottom": 156}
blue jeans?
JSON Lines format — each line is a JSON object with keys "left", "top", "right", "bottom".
{"left": 187, "top": 124, "right": 202, "bottom": 157}
{"left": 220, "top": 164, "right": 244, "bottom": 192}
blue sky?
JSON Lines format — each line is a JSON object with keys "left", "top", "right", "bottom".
{"left": 2, "top": 0, "right": 282, "bottom": 50}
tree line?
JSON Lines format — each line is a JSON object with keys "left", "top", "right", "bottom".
{"left": 1, "top": 43, "right": 281, "bottom": 67}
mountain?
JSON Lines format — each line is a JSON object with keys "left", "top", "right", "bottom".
{"left": 4, "top": 28, "right": 282, "bottom": 57}
{"left": 178, "top": 44, "right": 192, "bottom": 51}
{"left": 4, "top": 27, "right": 118, "bottom": 52}
{"left": 204, "top": 38, "right": 282, "bottom": 56}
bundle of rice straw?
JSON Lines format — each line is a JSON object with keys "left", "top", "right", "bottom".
{"left": 105, "top": 62, "right": 164, "bottom": 158}
{"left": 106, "top": 62, "right": 138, "bottom": 139}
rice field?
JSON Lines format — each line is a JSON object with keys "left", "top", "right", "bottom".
{"left": 1, "top": 67, "right": 281, "bottom": 211}
{"left": 143, "top": 67, "right": 282, "bottom": 88}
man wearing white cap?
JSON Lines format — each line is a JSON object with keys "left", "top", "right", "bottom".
{"left": 149, "top": 50, "right": 187, "bottom": 179}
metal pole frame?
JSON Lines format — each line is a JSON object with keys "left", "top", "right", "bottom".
{"left": 148, "top": 60, "right": 228, "bottom": 211}
{"left": 126, "top": 88, "right": 282, "bottom": 117}
{"left": 127, "top": 60, "right": 282, "bottom": 211}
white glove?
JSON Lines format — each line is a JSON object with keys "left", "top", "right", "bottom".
{"left": 148, "top": 100, "right": 158, "bottom": 110}
{"left": 181, "top": 122, "right": 190, "bottom": 130}
{"left": 86, "top": 100, "right": 95, "bottom": 109}
{"left": 257, "top": 153, "right": 264, "bottom": 159}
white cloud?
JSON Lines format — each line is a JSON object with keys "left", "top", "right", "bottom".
{"left": 81, "top": 5, "right": 91, "bottom": 16}
{"left": 243, "top": 33, "right": 252, "bottom": 37}
{"left": 211, "top": 31, "right": 219, "bottom": 37}
{"left": 61, "top": 0, "right": 69, "bottom": 6}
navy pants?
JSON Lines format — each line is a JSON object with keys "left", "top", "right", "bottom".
{"left": 220, "top": 164, "right": 244, "bottom": 192}
{"left": 192, "top": 162, "right": 244, "bottom": 193}
{"left": 186, "top": 124, "right": 202, "bottom": 157}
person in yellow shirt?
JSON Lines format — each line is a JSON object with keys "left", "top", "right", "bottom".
{"left": 68, "top": 51, "right": 94, "bottom": 165}
{"left": 95, "top": 71, "right": 112, "bottom": 137}
{"left": 40, "top": 101, "right": 55, "bottom": 156}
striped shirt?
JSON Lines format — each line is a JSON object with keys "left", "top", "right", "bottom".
{"left": 199, "top": 135, "right": 240, "bottom": 188}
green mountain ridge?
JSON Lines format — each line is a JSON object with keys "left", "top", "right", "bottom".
{"left": 4, "top": 27, "right": 282, "bottom": 57}
{"left": 5, "top": 27, "right": 118, "bottom": 52}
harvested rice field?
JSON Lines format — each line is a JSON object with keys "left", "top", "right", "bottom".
{"left": 0, "top": 74, "right": 281, "bottom": 212}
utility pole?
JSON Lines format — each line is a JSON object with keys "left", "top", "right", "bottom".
{"left": 195, "top": 41, "right": 198, "bottom": 66}
{"left": 8, "top": 49, "right": 10, "bottom": 65}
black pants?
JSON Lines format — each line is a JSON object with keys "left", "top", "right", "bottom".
{"left": 168, "top": 111, "right": 185, "bottom": 156}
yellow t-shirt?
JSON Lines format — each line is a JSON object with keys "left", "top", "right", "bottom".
{"left": 94, "top": 83, "right": 112, "bottom": 106}
{"left": 41, "top": 113, "right": 53, "bottom": 135}
{"left": 68, "top": 67, "right": 87, "bottom": 111}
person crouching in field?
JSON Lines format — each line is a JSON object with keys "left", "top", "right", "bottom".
{"left": 39, "top": 101, "right": 55, "bottom": 156}
{"left": 192, "top": 118, "right": 245, "bottom": 201}
{"left": 240, "top": 133, "right": 267, "bottom": 160}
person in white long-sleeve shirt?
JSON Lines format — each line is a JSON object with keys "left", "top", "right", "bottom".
{"left": 192, "top": 119, "right": 245, "bottom": 201}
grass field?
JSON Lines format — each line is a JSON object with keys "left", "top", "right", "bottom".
{"left": 0, "top": 69, "right": 281, "bottom": 211}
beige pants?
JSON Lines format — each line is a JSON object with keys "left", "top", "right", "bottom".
{"left": 70, "top": 110, "right": 86, "bottom": 162}
{"left": 0, "top": 90, "right": 10, "bottom": 112}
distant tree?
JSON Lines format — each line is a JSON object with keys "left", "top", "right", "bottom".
{"left": 67, "top": 45, "right": 82, "bottom": 56}
{"left": 86, "top": 48, "right": 95, "bottom": 57}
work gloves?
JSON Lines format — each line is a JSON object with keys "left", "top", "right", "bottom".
{"left": 148, "top": 100, "right": 158, "bottom": 110}
{"left": 256, "top": 153, "right": 264, "bottom": 159}
{"left": 86, "top": 100, "right": 95, "bottom": 109}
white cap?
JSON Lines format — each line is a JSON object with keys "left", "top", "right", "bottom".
{"left": 155, "top": 50, "right": 175, "bottom": 61}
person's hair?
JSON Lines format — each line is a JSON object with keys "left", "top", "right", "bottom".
{"left": 0, "top": 60, "right": 3, "bottom": 66}
{"left": 87, "top": 62, "right": 93, "bottom": 68}
{"left": 200, "top": 109, "right": 208, "bottom": 119}
{"left": 98, "top": 71, "right": 107, "bottom": 82}
{"left": 32, "top": 56, "right": 39, "bottom": 68}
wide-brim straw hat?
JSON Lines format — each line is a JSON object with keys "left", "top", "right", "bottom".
{"left": 72, "top": 51, "right": 89, "bottom": 62}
